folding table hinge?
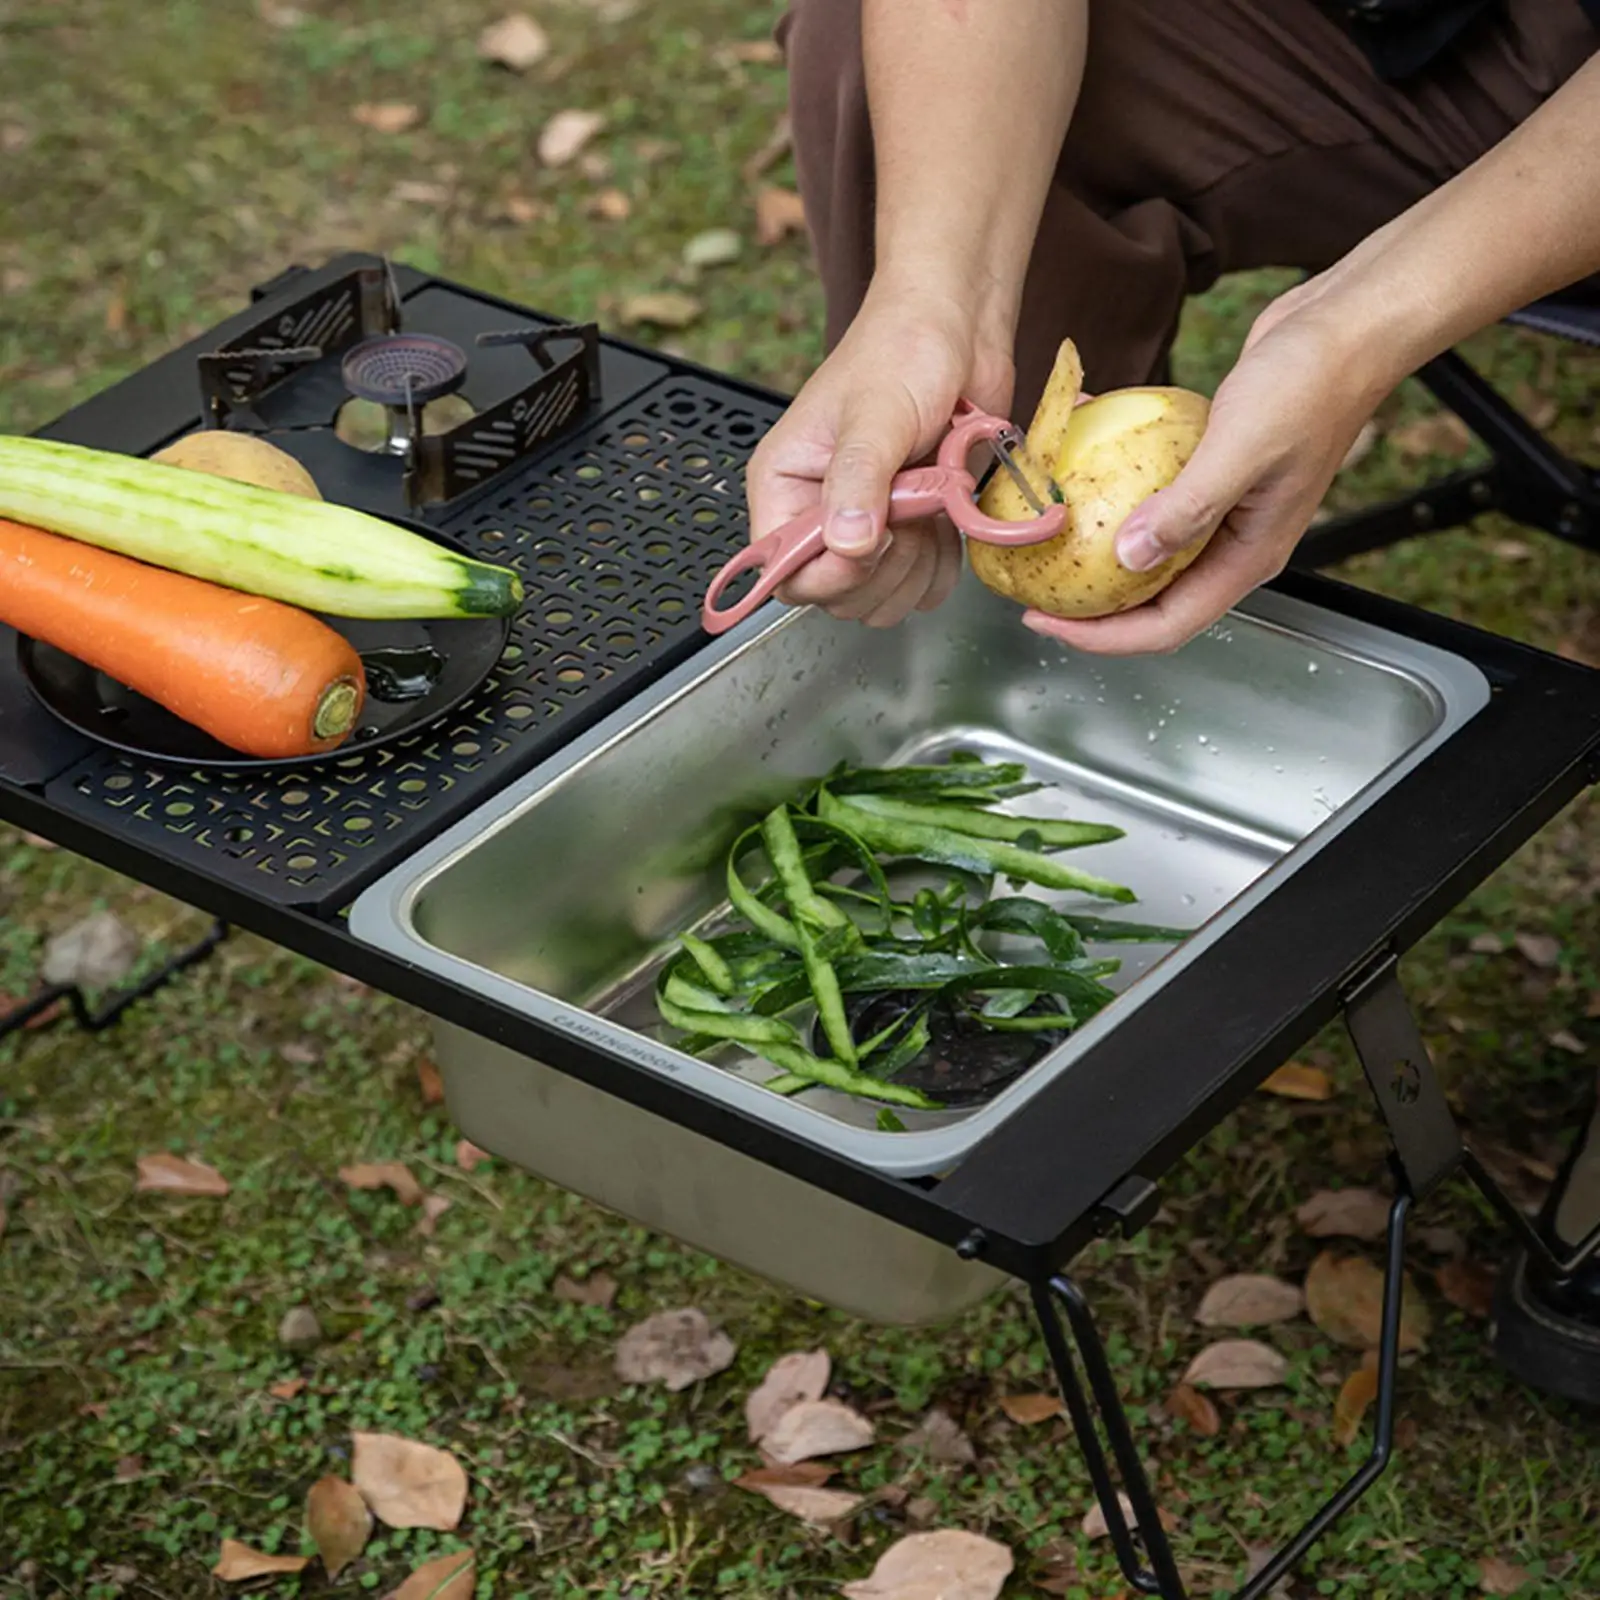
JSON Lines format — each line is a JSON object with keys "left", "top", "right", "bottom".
{"left": 1093, "top": 1174, "right": 1161, "bottom": 1239}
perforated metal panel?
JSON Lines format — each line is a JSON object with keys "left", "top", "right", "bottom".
{"left": 41, "top": 377, "right": 783, "bottom": 911}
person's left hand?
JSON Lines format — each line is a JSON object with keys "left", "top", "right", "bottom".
{"left": 1023, "top": 290, "right": 1385, "bottom": 656}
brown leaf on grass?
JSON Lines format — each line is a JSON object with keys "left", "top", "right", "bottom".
{"left": 268, "top": 1377, "right": 307, "bottom": 1400}
{"left": 554, "top": 1270, "right": 619, "bottom": 1309}
{"left": 1163, "top": 1382, "right": 1221, "bottom": 1438}
{"left": 1082, "top": 1491, "right": 1179, "bottom": 1540}
{"left": 842, "top": 1530, "right": 1014, "bottom": 1600}
{"left": 998, "top": 1392, "right": 1064, "bottom": 1426}
{"left": 899, "top": 1407, "right": 976, "bottom": 1465}
{"left": 496, "top": 193, "right": 549, "bottom": 225}
{"left": 339, "top": 1161, "right": 423, "bottom": 1206}
{"left": 414, "top": 1194, "right": 452, "bottom": 1237}
{"left": 615, "top": 1308, "right": 736, "bottom": 1392}
{"left": 1469, "top": 932, "right": 1505, "bottom": 955}
{"left": 1304, "top": 1252, "right": 1431, "bottom": 1352}
{"left": 1477, "top": 1556, "right": 1532, "bottom": 1595}
{"left": 1196, "top": 1274, "right": 1305, "bottom": 1328}
{"left": 1296, "top": 1187, "right": 1390, "bottom": 1241}
{"left": 212, "top": 1540, "right": 309, "bottom": 1580}
{"left": 748, "top": 1482, "right": 863, "bottom": 1525}
{"left": 735, "top": 1460, "right": 836, "bottom": 1490}
{"left": 741, "top": 110, "right": 793, "bottom": 184}
{"left": 135, "top": 1153, "right": 230, "bottom": 1198}
{"left": 1259, "top": 1061, "right": 1334, "bottom": 1101}
{"left": 1437, "top": 1259, "right": 1497, "bottom": 1320}
{"left": 588, "top": 187, "right": 632, "bottom": 221}
{"left": 350, "top": 1432, "right": 467, "bottom": 1531}
{"left": 1513, "top": 931, "right": 1561, "bottom": 969}
{"left": 416, "top": 1058, "right": 445, "bottom": 1106}
{"left": 393, "top": 1550, "right": 475, "bottom": 1600}
{"left": 306, "top": 1475, "right": 371, "bottom": 1577}
{"left": 1032, "top": 1539, "right": 1080, "bottom": 1595}
{"left": 1492, "top": 538, "right": 1533, "bottom": 562}
{"left": 1389, "top": 412, "right": 1473, "bottom": 461}
{"left": 619, "top": 290, "right": 703, "bottom": 330}
{"left": 1182, "top": 1340, "right": 1289, "bottom": 1390}
{"left": 352, "top": 102, "right": 421, "bottom": 134}
{"left": 763, "top": 1397, "right": 874, "bottom": 1464}
{"left": 43, "top": 910, "right": 139, "bottom": 988}
{"left": 1331, "top": 1367, "right": 1379, "bottom": 1447}
{"left": 538, "top": 108, "right": 605, "bottom": 166}
{"left": 745, "top": 1349, "right": 831, "bottom": 1442}
{"left": 114, "top": 1454, "right": 144, "bottom": 1481}
{"left": 1549, "top": 1028, "right": 1586, "bottom": 1055}
{"left": 755, "top": 185, "right": 808, "bottom": 248}
{"left": 454, "top": 1139, "right": 488, "bottom": 1172}
{"left": 478, "top": 13, "right": 550, "bottom": 71}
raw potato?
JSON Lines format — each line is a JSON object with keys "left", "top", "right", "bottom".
{"left": 151, "top": 430, "right": 322, "bottom": 499}
{"left": 971, "top": 340, "right": 1211, "bottom": 619}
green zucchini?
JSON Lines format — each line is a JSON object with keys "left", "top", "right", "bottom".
{"left": 0, "top": 435, "right": 522, "bottom": 620}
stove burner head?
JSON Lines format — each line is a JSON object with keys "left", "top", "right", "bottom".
{"left": 341, "top": 334, "right": 468, "bottom": 407}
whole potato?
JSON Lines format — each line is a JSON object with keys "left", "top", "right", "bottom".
{"left": 151, "top": 430, "right": 323, "bottom": 500}
{"left": 971, "top": 343, "right": 1211, "bottom": 619}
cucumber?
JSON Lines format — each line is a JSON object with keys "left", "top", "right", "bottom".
{"left": 0, "top": 435, "right": 522, "bottom": 620}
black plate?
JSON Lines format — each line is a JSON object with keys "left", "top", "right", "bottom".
{"left": 19, "top": 606, "right": 512, "bottom": 774}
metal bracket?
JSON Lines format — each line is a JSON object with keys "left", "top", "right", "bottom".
{"left": 1022, "top": 950, "right": 1598, "bottom": 1599}
{"left": 0, "top": 919, "right": 229, "bottom": 1044}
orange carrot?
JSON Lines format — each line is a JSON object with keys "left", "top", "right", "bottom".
{"left": 0, "top": 517, "right": 366, "bottom": 759}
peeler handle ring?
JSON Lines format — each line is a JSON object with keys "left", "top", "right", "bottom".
{"left": 701, "top": 513, "right": 828, "bottom": 635}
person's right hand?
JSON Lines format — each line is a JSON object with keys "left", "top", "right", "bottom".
{"left": 745, "top": 280, "right": 1016, "bottom": 628}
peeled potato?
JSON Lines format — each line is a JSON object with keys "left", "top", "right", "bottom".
{"left": 971, "top": 340, "right": 1211, "bottom": 619}
{"left": 151, "top": 430, "right": 322, "bottom": 500}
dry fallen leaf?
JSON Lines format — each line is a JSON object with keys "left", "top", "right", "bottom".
{"left": 1389, "top": 412, "right": 1473, "bottom": 461}
{"left": 351, "top": 1432, "right": 468, "bottom": 1531}
{"left": 998, "top": 1392, "right": 1064, "bottom": 1426}
{"left": 390, "top": 180, "right": 451, "bottom": 206}
{"left": 619, "top": 290, "right": 703, "bottom": 330}
{"left": 415, "top": 1194, "right": 452, "bottom": 1237}
{"left": 539, "top": 108, "right": 605, "bottom": 167}
{"left": 212, "top": 1540, "right": 309, "bottom": 1581}
{"left": 454, "top": 1139, "right": 488, "bottom": 1172}
{"left": 306, "top": 1475, "right": 371, "bottom": 1578}
{"left": 615, "top": 1307, "right": 736, "bottom": 1392}
{"left": 588, "top": 187, "right": 632, "bottom": 221}
{"left": 682, "top": 227, "right": 743, "bottom": 270}
{"left": 745, "top": 1348, "right": 831, "bottom": 1442}
{"left": 554, "top": 1270, "right": 619, "bottom": 1309}
{"left": 1437, "top": 1259, "right": 1497, "bottom": 1319}
{"left": 1296, "top": 1187, "right": 1391, "bottom": 1242}
{"left": 750, "top": 1482, "right": 863, "bottom": 1525}
{"left": 1082, "top": 1490, "right": 1178, "bottom": 1540}
{"left": 268, "top": 1377, "right": 307, "bottom": 1401}
{"left": 1513, "top": 931, "right": 1562, "bottom": 970}
{"left": 1259, "top": 1061, "right": 1334, "bottom": 1101}
{"left": 763, "top": 1396, "right": 875, "bottom": 1464}
{"left": 1492, "top": 538, "right": 1533, "bottom": 562}
{"left": 415, "top": 1059, "right": 445, "bottom": 1105}
{"left": 1304, "top": 1252, "right": 1431, "bottom": 1352}
{"left": 1032, "top": 1539, "right": 1080, "bottom": 1595}
{"left": 352, "top": 102, "right": 421, "bottom": 135}
{"left": 741, "top": 110, "right": 792, "bottom": 184}
{"left": 478, "top": 13, "right": 550, "bottom": 71}
{"left": 842, "top": 1529, "right": 1014, "bottom": 1600}
{"left": 393, "top": 1550, "right": 475, "bottom": 1600}
{"left": 1469, "top": 932, "right": 1505, "bottom": 955}
{"left": 1332, "top": 1367, "right": 1379, "bottom": 1447}
{"left": 755, "top": 185, "right": 808, "bottom": 248}
{"left": 1477, "top": 1555, "right": 1531, "bottom": 1595}
{"left": 43, "top": 911, "right": 139, "bottom": 989}
{"left": 1182, "top": 1339, "right": 1289, "bottom": 1390}
{"left": 135, "top": 1153, "right": 230, "bottom": 1198}
{"left": 1196, "top": 1274, "right": 1306, "bottom": 1328}
{"left": 1163, "top": 1382, "right": 1221, "bottom": 1438}
{"left": 899, "top": 1407, "right": 976, "bottom": 1465}
{"left": 1548, "top": 1028, "right": 1586, "bottom": 1055}
{"left": 497, "top": 193, "right": 548, "bottom": 225}
{"left": 735, "top": 1460, "right": 836, "bottom": 1490}
{"left": 339, "top": 1161, "right": 423, "bottom": 1206}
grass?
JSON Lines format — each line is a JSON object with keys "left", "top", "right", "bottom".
{"left": 1, "top": 1, "right": 1598, "bottom": 1596}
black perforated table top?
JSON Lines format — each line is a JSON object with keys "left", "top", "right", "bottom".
{"left": 0, "top": 260, "right": 783, "bottom": 915}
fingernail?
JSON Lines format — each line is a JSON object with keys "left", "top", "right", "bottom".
{"left": 1116, "top": 521, "right": 1165, "bottom": 572}
{"left": 825, "top": 507, "right": 877, "bottom": 556}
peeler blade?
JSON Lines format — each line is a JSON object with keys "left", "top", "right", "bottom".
{"left": 989, "top": 425, "right": 1065, "bottom": 515}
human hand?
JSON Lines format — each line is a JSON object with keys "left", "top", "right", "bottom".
{"left": 745, "top": 280, "right": 1015, "bottom": 627}
{"left": 1023, "top": 289, "right": 1385, "bottom": 656}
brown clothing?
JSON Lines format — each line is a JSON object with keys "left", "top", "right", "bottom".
{"left": 778, "top": 0, "right": 1599, "bottom": 417}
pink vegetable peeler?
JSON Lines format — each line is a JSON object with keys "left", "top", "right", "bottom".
{"left": 700, "top": 398, "right": 1067, "bottom": 634}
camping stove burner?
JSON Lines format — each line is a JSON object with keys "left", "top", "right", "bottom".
{"left": 340, "top": 334, "right": 469, "bottom": 458}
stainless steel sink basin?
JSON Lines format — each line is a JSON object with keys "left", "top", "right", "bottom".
{"left": 348, "top": 579, "right": 1488, "bottom": 1322}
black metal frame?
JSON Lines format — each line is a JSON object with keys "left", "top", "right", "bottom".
{"left": 4, "top": 258, "right": 1600, "bottom": 1597}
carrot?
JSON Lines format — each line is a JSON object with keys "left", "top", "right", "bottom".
{"left": 0, "top": 517, "right": 366, "bottom": 759}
